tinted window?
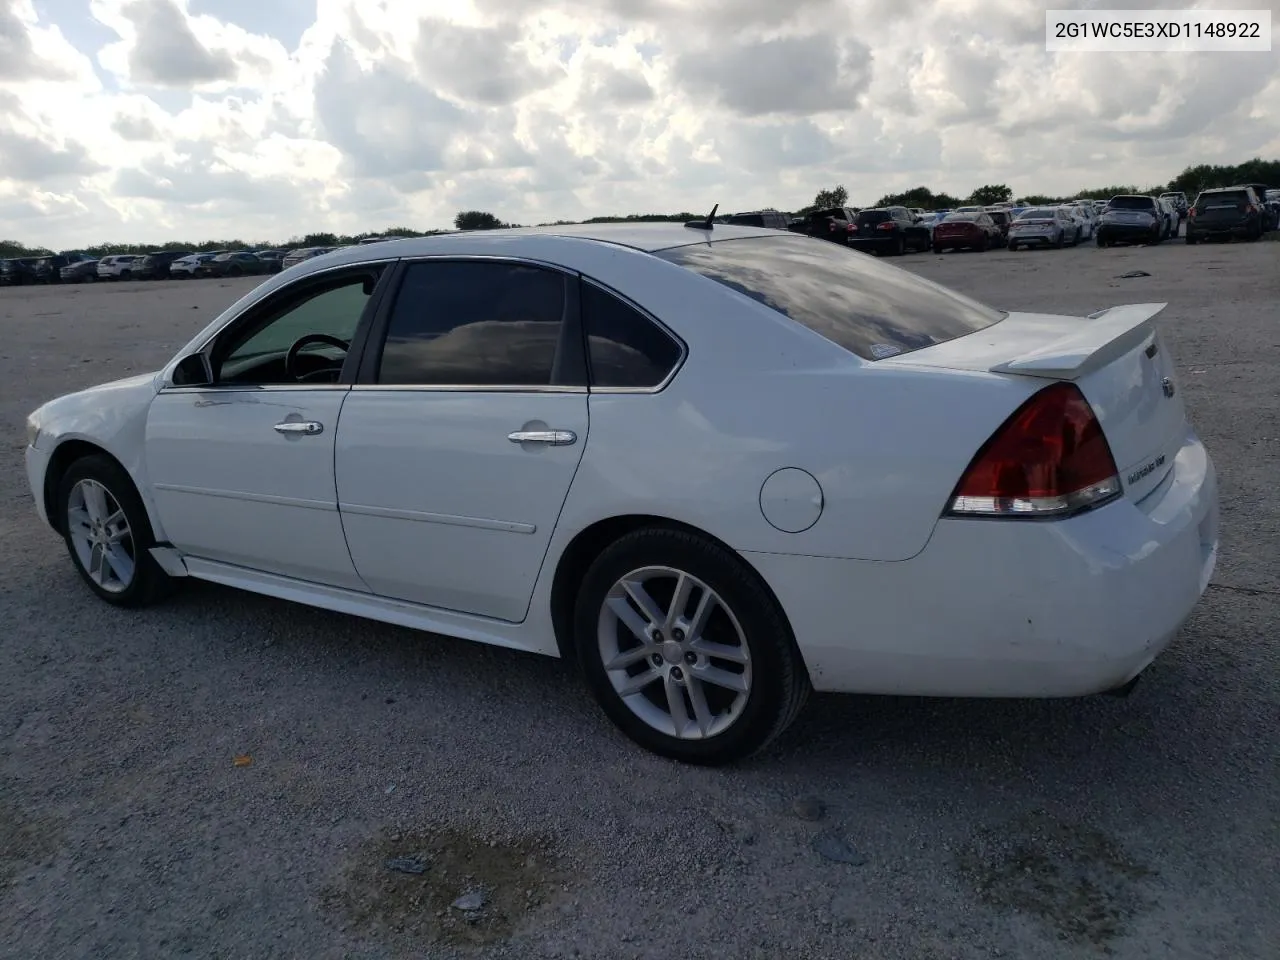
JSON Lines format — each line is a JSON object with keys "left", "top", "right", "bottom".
{"left": 1109, "top": 196, "right": 1156, "bottom": 210}
{"left": 657, "top": 235, "right": 1004, "bottom": 362}
{"left": 583, "top": 282, "right": 682, "bottom": 388}
{"left": 377, "top": 261, "right": 566, "bottom": 386}
{"left": 942, "top": 213, "right": 977, "bottom": 222}
{"left": 1197, "top": 190, "right": 1249, "bottom": 206}
{"left": 857, "top": 210, "right": 891, "bottom": 225}
{"left": 220, "top": 276, "right": 377, "bottom": 382}
{"left": 727, "top": 214, "right": 765, "bottom": 226}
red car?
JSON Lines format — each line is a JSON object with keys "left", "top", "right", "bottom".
{"left": 931, "top": 212, "right": 1003, "bottom": 253}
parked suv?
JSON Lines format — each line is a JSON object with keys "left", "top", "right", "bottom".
{"left": 97, "top": 255, "right": 139, "bottom": 280}
{"left": 788, "top": 206, "right": 861, "bottom": 245}
{"left": 60, "top": 258, "right": 100, "bottom": 282}
{"left": 1096, "top": 195, "right": 1164, "bottom": 246}
{"left": 847, "top": 206, "right": 931, "bottom": 255}
{"left": 0, "top": 258, "right": 39, "bottom": 285}
{"left": 1159, "top": 191, "right": 1189, "bottom": 221}
{"left": 723, "top": 210, "right": 790, "bottom": 229}
{"left": 281, "top": 246, "right": 335, "bottom": 270}
{"left": 1185, "top": 186, "right": 1265, "bottom": 243}
{"left": 135, "top": 250, "right": 193, "bottom": 279}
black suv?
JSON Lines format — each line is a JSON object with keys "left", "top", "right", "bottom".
{"left": 723, "top": 209, "right": 790, "bottom": 229}
{"left": 788, "top": 206, "right": 861, "bottom": 244}
{"left": 135, "top": 250, "right": 193, "bottom": 279}
{"left": 847, "top": 206, "right": 931, "bottom": 255}
{"left": 1185, "top": 186, "right": 1265, "bottom": 243}
{"left": 0, "top": 258, "right": 39, "bottom": 285}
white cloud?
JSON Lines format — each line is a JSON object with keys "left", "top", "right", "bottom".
{"left": 0, "top": 0, "right": 1275, "bottom": 248}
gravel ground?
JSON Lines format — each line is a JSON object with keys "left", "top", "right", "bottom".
{"left": 2, "top": 239, "right": 1277, "bottom": 960}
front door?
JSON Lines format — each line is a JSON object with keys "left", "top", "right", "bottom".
{"left": 334, "top": 258, "right": 589, "bottom": 623}
{"left": 145, "top": 265, "right": 392, "bottom": 589}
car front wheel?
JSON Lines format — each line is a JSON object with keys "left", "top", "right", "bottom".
{"left": 57, "top": 453, "right": 175, "bottom": 608}
{"left": 574, "top": 527, "right": 809, "bottom": 765}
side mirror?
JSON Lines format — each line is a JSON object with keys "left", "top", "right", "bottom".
{"left": 171, "top": 352, "right": 214, "bottom": 387}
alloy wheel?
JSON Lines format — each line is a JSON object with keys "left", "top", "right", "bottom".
{"left": 66, "top": 479, "right": 135, "bottom": 594}
{"left": 597, "top": 566, "right": 752, "bottom": 740}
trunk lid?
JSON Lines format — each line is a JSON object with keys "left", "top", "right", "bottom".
{"left": 879, "top": 304, "right": 1186, "bottom": 504}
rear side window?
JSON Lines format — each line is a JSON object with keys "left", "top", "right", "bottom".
{"left": 582, "top": 281, "right": 682, "bottom": 388}
{"left": 376, "top": 260, "right": 567, "bottom": 386}
{"left": 657, "top": 235, "right": 1004, "bottom": 362}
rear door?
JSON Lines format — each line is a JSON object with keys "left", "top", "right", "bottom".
{"left": 334, "top": 258, "right": 589, "bottom": 623}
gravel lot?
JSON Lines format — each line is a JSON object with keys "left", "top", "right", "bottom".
{"left": 2, "top": 240, "right": 1277, "bottom": 960}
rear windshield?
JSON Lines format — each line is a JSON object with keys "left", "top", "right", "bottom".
{"left": 942, "top": 213, "right": 977, "bottom": 222}
{"left": 1108, "top": 196, "right": 1156, "bottom": 210}
{"left": 1197, "top": 190, "right": 1249, "bottom": 206}
{"left": 727, "top": 214, "right": 765, "bottom": 226}
{"left": 655, "top": 235, "right": 1004, "bottom": 362}
{"left": 858, "top": 210, "right": 892, "bottom": 224}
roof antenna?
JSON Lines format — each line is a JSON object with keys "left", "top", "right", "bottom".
{"left": 684, "top": 203, "right": 718, "bottom": 231}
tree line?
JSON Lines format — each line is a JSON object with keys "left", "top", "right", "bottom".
{"left": 3, "top": 158, "right": 1274, "bottom": 259}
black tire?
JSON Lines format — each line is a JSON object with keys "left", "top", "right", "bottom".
{"left": 1007, "top": 242, "right": 1017, "bottom": 251}
{"left": 1185, "top": 233, "right": 1196, "bottom": 245}
{"left": 1055, "top": 231, "right": 1064, "bottom": 249}
{"left": 119, "top": 270, "right": 131, "bottom": 280}
{"left": 573, "top": 527, "right": 810, "bottom": 765}
{"left": 892, "top": 236, "right": 905, "bottom": 256}
{"left": 932, "top": 244, "right": 943, "bottom": 254}
{"left": 56, "top": 453, "right": 175, "bottom": 608}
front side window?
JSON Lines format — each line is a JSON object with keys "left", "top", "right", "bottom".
{"left": 376, "top": 260, "right": 568, "bottom": 387}
{"left": 657, "top": 235, "right": 1004, "bottom": 362}
{"left": 582, "top": 281, "right": 682, "bottom": 388}
{"left": 216, "top": 271, "right": 382, "bottom": 385}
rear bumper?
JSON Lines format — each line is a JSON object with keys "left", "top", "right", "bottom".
{"left": 932, "top": 234, "right": 984, "bottom": 248}
{"left": 1188, "top": 221, "right": 1254, "bottom": 238}
{"left": 747, "top": 429, "right": 1218, "bottom": 698}
{"left": 1008, "top": 231, "right": 1057, "bottom": 246}
{"left": 1099, "top": 223, "right": 1158, "bottom": 240}
{"left": 849, "top": 236, "right": 897, "bottom": 251}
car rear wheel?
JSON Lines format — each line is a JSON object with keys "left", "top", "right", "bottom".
{"left": 574, "top": 527, "right": 809, "bottom": 765}
{"left": 57, "top": 454, "right": 175, "bottom": 608}
{"left": 932, "top": 244, "right": 943, "bottom": 254}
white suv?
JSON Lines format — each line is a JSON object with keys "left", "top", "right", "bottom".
{"left": 97, "top": 255, "right": 139, "bottom": 280}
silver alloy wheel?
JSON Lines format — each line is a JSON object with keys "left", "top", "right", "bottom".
{"left": 597, "top": 565, "right": 753, "bottom": 740}
{"left": 67, "top": 479, "right": 135, "bottom": 594}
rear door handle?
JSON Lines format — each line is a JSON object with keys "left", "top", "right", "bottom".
{"left": 508, "top": 430, "right": 576, "bottom": 445}
{"left": 274, "top": 420, "right": 324, "bottom": 436}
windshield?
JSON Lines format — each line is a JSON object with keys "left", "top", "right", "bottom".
{"left": 656, "top": 235, "right": 1004, "bottom": 363}
{"left": 1108, "top": 196, "right": 1156, "bottom": 211}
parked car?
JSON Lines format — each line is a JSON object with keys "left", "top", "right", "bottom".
{"left": 983, "top": 208, "right": 1013, "bottom": 243}
{"left": 1067, "top": 201, "right": 1100, "bottom": 241}
{"left": 1159, "top": 191, "right": 1189, "bottom": 221}
{"left": 0, "top": 257, "right": 39, "bottom": 285}
{"left": 21, "top": 222, "right": 1219, "bottom": 764}
{"left": 787, "top": 207, "right": 862, "bottom": 245}
{"left": 847, "top": 207, "right": 932, "bottom": 256}
{"left": 1092, "top": 199, "right": 1109, "bottom": 215}
{"left": 722, "top": 210, "right": 789, "bottom": 229}
{"left": 169, "top": 253, "right": 218, "bottom": 278}
{"left": 252, "top": 250, "right": 286, "bottom": 273}
{"left": 1058, "top": 205, "right": 1088, "bottom": 244}
{"left": 1096, "top": 195, "right": 1164, "bottom": 247}
{"left": 31, "top": 255, "right": 71, "bottom": 283}
{"left": 281, "top": 246, "right": 335, "bottom": 270}
{"left": 59, "top": 258, "right": 100, "bottom": 283}
{"left": 1234, "top": 184, "right": 1275, "bottom": 230}
{"left": 1007, "top": 207, "right": 1075, "bottom": 250}
{"left": 97, "top": 255, "right": 140, "bottom": 280}
{"left": 931, "top": 211, "right": 1003, "bottom": 252}
{"left": 1185, "top": 186, "right": 1265, "bottom": 243}
{"left": 135, "top": 250, "right": 193, "bottom": 280}
{"left": 204, "top": 251, "right": 268, "bottom": 277}
{"left": 1150, "top": 197, "right": 1176, "bottom": 240}
{"left": 907, "top": 208, "right": 928, "bottom": 222}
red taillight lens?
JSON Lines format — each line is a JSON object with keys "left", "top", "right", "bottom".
{"left": 945, "top": 383, "right": 1121, "bottom": 518}
{"left": 876, "top": 222, "right": 893, "bottom": 231}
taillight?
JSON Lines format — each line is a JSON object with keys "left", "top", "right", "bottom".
{"left": 846, "top": 223, "right": 856, "bottom": 233}
{"left": 945, "top": 383, "right": 1121, "bottom": 519}
{"left": 876, "top": 222, "right": 893, "bottom": 231}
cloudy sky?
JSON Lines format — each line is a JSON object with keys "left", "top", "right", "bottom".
{"left": 2, "top": 0, "right": 1277, "bottom": 248}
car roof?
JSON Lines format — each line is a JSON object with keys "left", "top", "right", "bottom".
{"left": 309, "top": 222, "right": 783, "bottom": 261}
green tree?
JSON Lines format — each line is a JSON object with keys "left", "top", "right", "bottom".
{"left": 811, "top": 185, "right": 849, "bottom": 210}
{"left": 454, "top": 210, "right": 507, "bottom": 230}
{"left": 967, "top": 184, "right": 1013, "bottom": 206}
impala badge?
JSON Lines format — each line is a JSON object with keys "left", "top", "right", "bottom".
{"left": 1161, "top": 377, "right": 1176, "bottom": 398}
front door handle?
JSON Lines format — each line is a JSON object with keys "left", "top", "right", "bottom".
{"left": 274, "top": 420, "right": 324, "bottom": 436}
{"left": 508, "top": 429, "right": 576, "bottom": 445}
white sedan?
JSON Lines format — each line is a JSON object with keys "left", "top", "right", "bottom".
{"left": 24, "top": 223, "right": 1219, "bottom": 765}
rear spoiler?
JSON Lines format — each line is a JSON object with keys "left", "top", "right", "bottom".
{"left": 988, "top": 303, "right": 1167, "bottom": 381}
